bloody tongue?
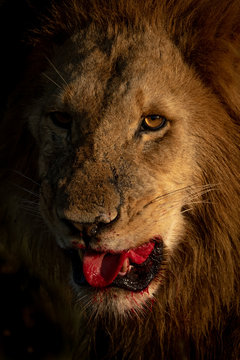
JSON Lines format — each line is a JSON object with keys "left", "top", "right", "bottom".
{"left": 83, "top": 241, "right": 155, "bottom": 287}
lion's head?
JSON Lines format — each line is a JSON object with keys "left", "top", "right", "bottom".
{"left": 30, "top": 25, "right": 201, "bottom": 315}
{"left": 1, "top": 0, "right": 240, "bottom": 358}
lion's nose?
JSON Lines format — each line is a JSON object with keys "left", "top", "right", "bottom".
{"left": 62, "top": 210, "right": 119, "bottom": 244}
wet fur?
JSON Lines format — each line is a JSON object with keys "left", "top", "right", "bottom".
{"left": 1, "top": 1, "right": 240, "bottom": 359}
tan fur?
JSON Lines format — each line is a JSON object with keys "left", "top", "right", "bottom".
{"left": 1, "top": 1, "right": 240, "bottom": 359}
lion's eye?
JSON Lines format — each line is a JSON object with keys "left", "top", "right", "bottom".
{"left": 141, "top": 115, "right": 167, "bottom": 131}
{"left": 49, "top": 111, "right": 72, "bottom": 129}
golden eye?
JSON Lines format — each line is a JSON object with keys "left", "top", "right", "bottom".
{"left": 49, "top": 111, "right": 72, "bottom": 129}
{"left": 142, "top": 115, "right": 167, "bottom": 131}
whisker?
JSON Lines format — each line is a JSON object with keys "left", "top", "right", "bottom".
{"left": 19, "top": 209, "right": 42, "bottom": 218}
{"left": 140, "top": 196, "right": 212, "bottom": 224}
{"left": 187, "top": 200, "right": 213, "bottom": 206}
{"left": 144, "top": 183, "right": 219, "bottom": 210}
{"left": 143, "top": 184, "right": 193, "bottom": 208}
{"left": 181, "top": 207, "right": 194, "bottom": 215}
{"left": 45, "top": 56, "right": 69, "bottom": 87}
{"left": 42, "top": 72, "right": 63, "bottom": 90}
{"left": 19, "top": 204, "right": 40, "bottom": 212}
{"left": 11, "top": 170, "right": 40, "bottom": 186}
{"left": 11, "top": 183, "right": 40, "bottom": 198}
{"left": 189, "top": 188, "right": 216, "bottom": 199}
{"left": 19, "top": 203, "right": 41, "bottom": 213}
{"left": 187, "top": 183, "right": 219, "bottom": 197}
{"left": 22, "top": 199, "right": 39, "bottom": 205}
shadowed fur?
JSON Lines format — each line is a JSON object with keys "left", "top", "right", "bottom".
{"left": 0, "top": 1, "right": 240, "bottom": 359}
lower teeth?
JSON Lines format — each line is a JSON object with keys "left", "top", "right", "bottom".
{"left": 119, "top": 263, "right": 133, "bottom": 277}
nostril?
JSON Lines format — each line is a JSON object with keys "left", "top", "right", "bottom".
{"left": 61, "top": 218, "right": 98, "bottom": 242}
{"left": 88, "top": 224, "right": 98, "bottom": 236}
{"left": 59, "top": 208, "right": 120, "bottom": 242}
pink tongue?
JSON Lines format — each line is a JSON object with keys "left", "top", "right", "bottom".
{"left": 83, "top": 241, "right": 155, "bottom": 288}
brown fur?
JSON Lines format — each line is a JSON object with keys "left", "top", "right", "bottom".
{"left": 1, "top": 1, "right": 240, "bottom": 359}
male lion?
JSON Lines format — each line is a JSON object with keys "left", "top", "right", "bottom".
{"left": 1, "top": 0, "right": 240, "bottom": 359}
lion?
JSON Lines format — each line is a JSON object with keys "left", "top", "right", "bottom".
{"left": 1, "top": 0, "right": 240, "bottom": 359}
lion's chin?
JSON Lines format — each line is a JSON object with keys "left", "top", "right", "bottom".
{"left": 71, "top": 276, "right": 162, "bottom": 316}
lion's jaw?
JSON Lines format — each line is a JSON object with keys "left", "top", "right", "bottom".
{"left": 27, "top": 26, "right": 212, "bottom": 314}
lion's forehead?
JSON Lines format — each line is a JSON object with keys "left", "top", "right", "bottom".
{"left": 66, "top": 28, "right": 164, "bottom": 76}
{"left": 47, "top": 28, "right": 176, "bottom": 115}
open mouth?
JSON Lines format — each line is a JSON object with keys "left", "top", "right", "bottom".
{"left": 66, "top": 237, "right": 163, "bottom": 292}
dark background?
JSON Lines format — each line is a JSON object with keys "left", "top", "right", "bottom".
{"left": 0, "top": 1, "right": 68, "bottom": 358}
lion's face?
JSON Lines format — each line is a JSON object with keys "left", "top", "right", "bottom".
{"left": 27, "top": 25, "right": 223, "bottom": 314}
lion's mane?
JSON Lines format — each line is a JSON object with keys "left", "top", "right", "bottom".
{"left": 0, "top": 1, "right": 240, "bottom": 359}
